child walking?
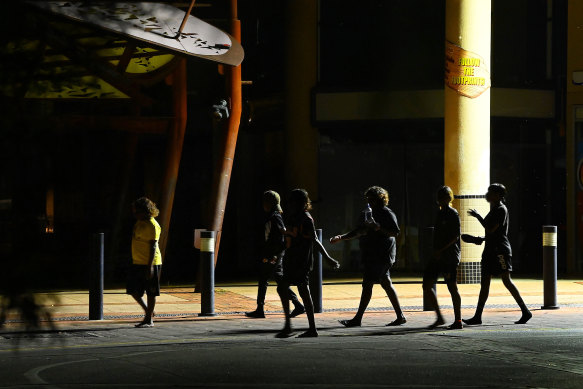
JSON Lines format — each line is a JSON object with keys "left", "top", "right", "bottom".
{"left": 127, "top": 197, "right": 162, "bottom": 328}
{"left": 246, "top": 190, "right": 304, "bottom": 319}
{"left": 276, "top": 189, "right": 340, "bottom": 338}
{"left": 462, "top": 183, "right": 532, "bottom": 325}
{"left": 423, "top": 186, "right": 462, "bottom": 329}
{"left": 330, "top": 186, "right": 406, "bottom": 327}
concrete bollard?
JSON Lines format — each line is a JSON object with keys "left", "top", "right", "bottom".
{"left": 541, "top": 225, "right": 559, "bottom": 310}
{"left": 310, "top": 229, "right": 323, "bottom": 313}
{"left": 89, "top": 232, "right": 104, "bottom": 320}
{"left": 199, "top": 230, "right": 217, "bottom": 316}
{"left": 421, "top": 227, "right": 436, "bottom": 311}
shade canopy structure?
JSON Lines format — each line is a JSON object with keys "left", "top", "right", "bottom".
{"left": 28, "top": 1, "right": 244, "bottom": 67}
{"left": 1, "top": 1, "right": 244, "bottom": 276}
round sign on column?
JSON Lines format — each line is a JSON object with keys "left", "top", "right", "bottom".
{"left": 445, "top": 41, "right": 491, "bottom": 99}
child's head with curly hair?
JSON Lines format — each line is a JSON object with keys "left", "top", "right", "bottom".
{"left": 132, "top": 197, "right": 159, "bottom": 219}
{"left": 364, "top": 186, "right": 389, "bottom": 208}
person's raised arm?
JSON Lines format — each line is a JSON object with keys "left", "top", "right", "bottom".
{"left": 468, "top": 209, "right": 499, "bottom": 234}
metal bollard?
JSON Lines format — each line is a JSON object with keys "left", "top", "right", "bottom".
{"left": 541, "top": 225, "right": 559, "bottom": 310}
{"left": 310, "top": 229, "right": 323, "bottom": 313}
{"left": 199, "top": 230, "right": 217, "bottom": 316}
{"left": 421, "top": 227, "right": 436, "bottom": 311}
{"left": 89, "top": 232, "right": 104, "bottom": 320}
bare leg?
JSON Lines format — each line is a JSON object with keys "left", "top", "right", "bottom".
{"left": 276, "top": 283, "right": 293, "bottom": 337}
{"left": 339, "top": 281, "right": 373, "bottom": 327}
{"left": 131, "top": 294, "right": 147, "bottom": 313}
{"left": 446, "top": 278, "right": 462, "bottom": 322}
{"left": 423, "top": 279, "right": 444, "bottom": 327}
{"left": 381, "top": 276, "right": 406, "bottom": 325}
{"left": 297, "top": 284, "right": 318, "bottom": 337}
{"left": 464, "top": 273, "right": 491, "bottom": 325}
{"left": 145, "top": 295, "right": 155, "bottom": 324}
{"left": 354, "top": 281, "right": 374, "bottom": 323}
{"left": 501, "top": 272, "right": 532, "bottom": 324}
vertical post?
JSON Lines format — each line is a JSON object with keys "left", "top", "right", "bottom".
{"left": 421, "top": 227, "right": 436, "bottom": 311}
{"left": 542, "top": 225, "right": 559, "bottom": 310}
{"left": 199, "top": 230, "right": 217, "bottom": 316}
{"left": 311, "top": 229, "right": 323, "bottom": 313}
{"left": 89, "top": 232, "right": 104, "bottom": 320}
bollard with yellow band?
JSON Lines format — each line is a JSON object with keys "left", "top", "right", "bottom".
{"left": 542, "top": 225, "right": 559, "bottom": 310}
{"left": 199, "top": 230, "right": 217, "bottom": 316}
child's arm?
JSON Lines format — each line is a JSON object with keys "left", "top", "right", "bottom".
{"left": 147, "top": 240, "right": 157, "bottom": 279}
{"left": 313, "top": 232, "right": 340, "bottom": 269}
{"left": 468, "top": 209, "right": 499, "bottom": 234}
{"left": 433, "top": 237, "right": 459, "bottom": 258}
{"left": 370, "top": 221, "right": 399, "bottom": 237}
{"left": 284, "top": 226, "right": 297, "bottom": 249}
{"left": 364, "top": 210, "right": 399, "bottom": 237}
{"left": 329, "top": 227, "right": 362, "bottom": 244}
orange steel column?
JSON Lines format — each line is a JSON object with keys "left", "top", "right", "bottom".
{"left": 159, "top": 58, "right": 188, "bottom": 258}
{"left": 209, "top": 0, "right": 242, "bottom": 264}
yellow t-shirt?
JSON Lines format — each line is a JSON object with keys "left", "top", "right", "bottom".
{"left": 132, "top": 217, "right": 162, "bottom": 265}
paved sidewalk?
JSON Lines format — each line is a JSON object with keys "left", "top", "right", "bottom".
{"left": 2, "top": 278, "right": 582, "bottom": 389}
{"left": 3, "top": 277, "right": 582, "bottom": 325}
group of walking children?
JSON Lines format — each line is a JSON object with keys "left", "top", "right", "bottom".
{"left": 246, "top": 189, "right": 340, "bottom": 338}
{"left": 127, "top": 182, "right": 532, "bottom": 331}
{"left": 246, "top": 183, "right": 531, "bottom": 336}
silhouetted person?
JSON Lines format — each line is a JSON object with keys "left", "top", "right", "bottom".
{"left": 423, "top": 186, "right": 462, "bottom": 330}
{"left": 462, "top": 183, "right": 532, "bottom": 325}
{"left": 331, "top": 186, "right": 406, "bottom": 327}
{"left": 276, "top": 189, "right": 340, "bottom": 338}
{"left": 246, "top": 190, "right": 304, "bottom": 319}
{"left": 127, "top": 197, "right": 162, "bottom": 328}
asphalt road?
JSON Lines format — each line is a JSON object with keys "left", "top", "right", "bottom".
{"left": 1, "top": 309, "right": 582, "bottom": 388}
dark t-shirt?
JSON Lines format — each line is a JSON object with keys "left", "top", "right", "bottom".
{"left": 262, "top": 211, "right": 286, "bottom": 261}
{"left": 284, "top": 211, "right": 315, "bottom": 274}
{"left": 358, "top": 206, "right": 400, "bottom": 264}
{"left": 433, "top": 206, "right": 461, "bottom": 265}
{"left": 483, "top": 203, "right": 512, "bottom": 258}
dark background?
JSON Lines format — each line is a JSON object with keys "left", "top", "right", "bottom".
{"left": 0, "top": 0, "right": 568, "bottom": 290}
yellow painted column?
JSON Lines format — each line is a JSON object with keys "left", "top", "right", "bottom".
{"left": 445, "top": 0, "right": 491, "bottom": 283}
{"left": 284, "top": 0, "right": 318, "bottom": 198}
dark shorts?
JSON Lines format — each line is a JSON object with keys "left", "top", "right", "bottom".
{"left": 362, "top": 261, "right": 393, "bottom": 284}
{"left": 282, "top": 267, "right": 310, "bottom": 286}
{"left": 482, "top": 254, "right": 513, "bottom": 276}
{"left": 126, "top": 264, "right": 161, "bottom": 297}
{"left": 424, "top": 258, "right": 459, "bottom": 283}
